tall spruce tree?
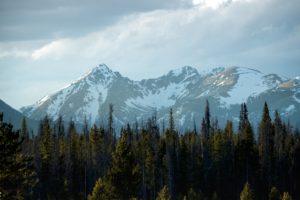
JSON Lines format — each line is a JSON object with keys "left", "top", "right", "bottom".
{"left": 87, "top": 178, "right": 112, "bottom": 200}
{"left": 169, "top": 108, "right": 175, "bottom": 134}
{"left": 106, "top": 128, "right": 141, "bottom": 199}
{"left": 239, "top": 103, "right": 249, "bottom": 132}
{"left": 0, "top": 113, "right": 37, "bottom": 199}
{"left": 235, "top": 104, "right": 257, "bottom": 199}
{"left": 156, "top": 185, "right": 171, "bottom": 200}
{"left": 258, "top": 102, "right": 274, "bottom": 193}
{"left": 37, "top": 115, "right": 55, "bottom": 199}
{"left": 240, "top": 182, "right": 254, "bottom": 200}
{"left": 281, "top": 192, "right": 292, "bottom": 200}
{"left": 108, "top": 103, "right": 114, "bottom": 137}
{"left": 21, "top": 116, "right": 30, "bottom": 154}
{"left": 269, "top": 186, "right": 280, "bottom": 200}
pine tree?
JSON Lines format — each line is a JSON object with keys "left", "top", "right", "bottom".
{"left": 21, "top": 116, "right": 30, "bottom": 154}
{"left": 240, "top": 182, "right": 254, "bottom": 200}
{"left": 0, "top": 113, "right": 37, "bottom": 199}
{"left": 201, "top": 100, "right": 213, "bottom": 195}
{"left": 258, "top": 102, "right": 274, "bottom": 192}
{"left": 156, "top": 185, "right": 171, "bottom": 200}
{"left": 108, "top": 103, "right": 114, "bottom": 137}
{"left": 57, "top": 126, "right": 68, "bottom": 198}
{"left": 65, "top": 120, "right": 85, "bottom": 199}
{"left": 239, "top": 103, "right": 249, "bottom": 132}
{"left": 106, "top": 103, "right": 115, "bottom": 168}
{"left": 201, "top": 100, "right": 211, "bottom": 142}
{"left": 281, "top": 192, "right": 292, "bottom": 200}
{"left": 169, "top": 108, "right": 175, "bottom": 134}
{"left": 212, "top": 192, "right": 220, "bottom": 200}
{"left": 204, "top": 99, "right": 211, "bottom": 134}
{"left": 56, "top": 115, "right": 65, "bottom": 138}
{"left": 137, "top": 128, "right": 156, "bottom": 200}
{"left": 291, "top": 130, "right": 300, "bottom": 200}
{"left": 178, "top": 136, "right": 189, "bottom": 196}
{"left": 164, "top": 109, "right": 179, "bottom": 200}
{"left": 87, "top": 178, "right": 113, "bottom": 200}
{"left": 273, "top": 111, "right": 288, "bottom": 190}
{"left": 90, "top": 125, "right": 104, "bottom": 181}
{"left": 273, "top": 111, "right": 284, "bottom": 159}
{"left": 222, "top": 120, "right": 235, "bottom": 199}
{"left": 37, "top": 115, "right": 55, "bottom": 199}
{"left": 185, "top": 188, "right": 204, "bottom": 200}
{"left": 235, "top": 104, "right": 259, "bottom": 198}
{"left": 106, "top": 128, "right": 141, "bottom": 199}
{"left": 212, "top": 130, "right": 224, "bottom": 196}
{"left": 269, "top": 187, "right": 280, "bottom": 200}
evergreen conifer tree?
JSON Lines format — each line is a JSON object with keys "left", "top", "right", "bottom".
{"left": 281, "top": 192, "right": 292, "bottom": 200}
{"left": 156, "top": 185, "right": 171, "bottom": 200}
{"left": 240, "top": 182, "right": 254, "bottom": 200}
{"left": 0, "top": 113, "right": 37, "bottom": 199}
{"left": 87, "top": 178, "right": 113, "bottom": 200}
{"left": 269, "top": 187, "right": 280, "bottom": 200}
{"left": 106, "top": 128, "right": 141, "bottom": 199}
{"left": 258, "top": 102, "right": 274, "bottom": 192}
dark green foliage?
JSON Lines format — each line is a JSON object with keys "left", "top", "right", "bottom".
{"left": 184, "top": 188, "right": 204, "bottom": 200}
{"left": 240, "top": 182, "right": 254, "bottom": 200}
{"left": 156, "top": 185, "right": 171, "bottom": 200}
{"left": 269, "top": 186, "right": 280, "bottom": 200}
{"left": 281, "top": 192, "right": 293, "bottom": 200}
{"left": 2, "top": 101, "right": 299, "bottom": 200}
{"left": 211, "top": 191, "right": 220, "bottom": 200}
{"left": 0, "top": 112, "right": 37, "bottom": 199}
{"left": 105, "top": 128, "right": 141, "bottom": 199}
{"left": 87, "top": 178, "right": 112, "bottom": 200}
{"left": 37, "top": 116, "right": 54, "bottom": 199}
{"left": 258, "top": 102, "right": 275, "bottom": 198}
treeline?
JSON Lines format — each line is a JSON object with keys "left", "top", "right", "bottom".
{"left": 1, "top": 101, "right": 300, "bottom": 200}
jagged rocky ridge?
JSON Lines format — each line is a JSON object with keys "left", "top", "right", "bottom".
{"left": 21, "top": 64, "right": 300, "bottom": 131}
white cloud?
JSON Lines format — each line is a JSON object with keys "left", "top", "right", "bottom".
{"left": 192, "top": 0, "right": 251, "bottom": 9}
{"left": 1, "top": 0, "right": 300, "bottom": 108}
{"left": 0, "top": 42, "right": 31, "bottom": 59}
{"left": 27, "top": 0, "right": 300, "bottom": 79}
{"left": 32, "top": 40, "right": 70, "bottom": 60}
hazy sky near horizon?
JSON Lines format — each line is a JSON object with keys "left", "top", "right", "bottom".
{"left": 1, "top": 0, "right": 300, "bottom": 108}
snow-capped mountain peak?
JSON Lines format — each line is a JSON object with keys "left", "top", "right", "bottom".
{"left": 84, "top": 64, "right": 116, "bottom": 84}
{"left": 168, "top": 66, "right": 199, "bottom": 77}
{"left": 21, "top": 64, "right": 300, "bottom": 129}
{"left": 89, "top": 64, "right": 113, "bottom": 76}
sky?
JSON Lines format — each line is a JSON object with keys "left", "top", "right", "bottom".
{"left": 0, "top": 0, "right": 300, "bottom": 109}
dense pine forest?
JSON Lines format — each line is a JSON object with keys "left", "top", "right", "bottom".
{"left": 1, "top": 101, "right": 299, "bottom": 200}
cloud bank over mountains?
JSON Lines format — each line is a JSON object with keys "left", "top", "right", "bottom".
{"left": 0, "top": 0, "right": 299, "bottom": 108}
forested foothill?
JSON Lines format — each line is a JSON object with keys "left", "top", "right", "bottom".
{"left": 1, "top": 101, "right": 299, "bottom": 200}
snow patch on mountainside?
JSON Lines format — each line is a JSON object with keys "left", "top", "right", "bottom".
{"left": 293, "top": 92, "right": 300, "bottom": 103}
{"left": 81, "top": 84, "right": 108, "bottom": 123}
{"left": 21, "top": 64, "right": 300, "bottom": 129}
{"left": 220, "top": 68, "right": 269, "bottom": 108}
{"left": 76, "top": 85, "right": 108, "bottom": 123}
{"left": 199, "top": 67, "right": 225, "bottom": 76}
{"left": 169, "top": 66, "right": 198, "bottom": 79}
{"left": 46, "top": 84, "right": 76, "bottom": 119}
{"left": 74, "top": 67, "right": 112, "bottom": 122}
{"left": 38, "top": 95, "right": 50, "bottom": 105}
{"left": 170, "top": 67, "right": 186, "bottom": 76}
{"left": 126, "top": 82, "right": 188, "bottom": 110}
{"left": 283, "top": 104, "right": 296, "bottom": 116}
{"left": 285, "top": 104, "right": 296, "bottom": 113}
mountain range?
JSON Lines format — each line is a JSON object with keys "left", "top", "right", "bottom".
{"left": 16, "top": 64, "right": 300, "bottom": 131}
{"left": 0, "top": 99, "right": 39, "bottom": 132}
